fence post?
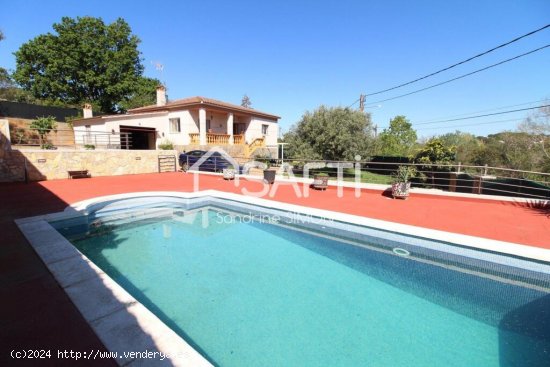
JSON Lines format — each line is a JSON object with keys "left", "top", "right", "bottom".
{"left": 24, "top": 156, "right": 28, "bottom": 184}
{"left": 473, "top": 176, "right": 483, "bottom": 194}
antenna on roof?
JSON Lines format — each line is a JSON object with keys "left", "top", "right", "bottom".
{"left": 151, "top": 60, "right": 165, "bottom": 86}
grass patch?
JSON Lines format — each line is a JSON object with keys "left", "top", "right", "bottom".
{"left": 342, "top": 169, "right": 393, "bottom": 184}
{"left": 287, "top": 168, "right": 393, "bottom": 185}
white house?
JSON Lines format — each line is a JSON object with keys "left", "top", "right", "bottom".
{"left": 71, "top": 86, "right": 280, "bottom": 157}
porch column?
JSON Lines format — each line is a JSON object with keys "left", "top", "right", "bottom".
{"left": 227, "top": 113, "right": 234, "bottom": 145}
{"left": 199, "top": 108, "right": 207, "bottom": 145}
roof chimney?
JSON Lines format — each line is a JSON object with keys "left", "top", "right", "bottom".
{"left": 156, "top": 85, "right": 167, "bottom": 106}
{"left": 83, "top": 103, "right": 93, "bottom": 118}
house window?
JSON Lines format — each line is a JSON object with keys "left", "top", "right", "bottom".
{"left": 262, "top": 124, "right": 269, "bottom": 135}
{"left": 169, "top": 118, "right": 180, "bottom": 133}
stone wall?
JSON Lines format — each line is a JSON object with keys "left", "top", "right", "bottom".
{"left": 0, "top": 119, "right": 10, "bottom": 153}
{"left": 0, "top": 148, "right": 177, "bottom": 182}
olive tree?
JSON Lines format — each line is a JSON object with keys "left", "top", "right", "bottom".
{"left": 283, "top": 106, "right": 375, "bottom": 161}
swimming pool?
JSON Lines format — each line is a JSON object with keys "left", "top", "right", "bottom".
{"left": 38, "top": 193, "right": 549, "bottom": 367}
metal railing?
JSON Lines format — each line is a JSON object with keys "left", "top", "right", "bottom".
{"left": 181, "top": 154, "right": 550, "bottom": 200}
{"left": 81, "top": 132, "right": 132, "bottom": 149}
{"left": 290, "top": 159, "right": 550, "bottom": 200}
{"left": 10, "top": 127, "right": 131, "bottom": 149}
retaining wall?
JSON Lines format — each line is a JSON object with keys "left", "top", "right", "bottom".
{"left": 0, "top": 146, "right": 177, "bottom": 182}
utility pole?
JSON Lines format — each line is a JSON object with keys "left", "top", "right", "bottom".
{"left": 374, "top": 124, "right": 378, "bottom": 138}
{"left": 359, "top": 94, "right": 366, "bottom": 111}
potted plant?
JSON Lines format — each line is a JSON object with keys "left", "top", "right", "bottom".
{"left": 256, "top": 155, "right": 276, "bottom": 184}
{"left": 391, "top": 166, "right": 417, "bottom": 199}
{"left": 263, "top": 167, "right": 276, "bottom": 184}
{"left": 223, "top": 168, "right": 235, "bottom": 180}
{"left": 312, "top": 172, "right": 329, "bottom": 190}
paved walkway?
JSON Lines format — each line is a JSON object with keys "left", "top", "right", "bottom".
{"left": 1, "top": 172, "right": 548, "bottom": 365}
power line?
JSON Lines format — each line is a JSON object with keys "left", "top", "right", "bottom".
{"left": 414, "top": 104, "right": 549, "bottom": 126}
{"left": 415, "top": 118, "right": 521, "bottom": 131}
{"left": 348, "top": 98, "right": 360, "bottom": 108}
{"left": 363, "top": 24, "right": 550, "bottom": 97}
{"left": 414, "top": 99, "right": 547, "bottom": 124}
{"left": 367, "top": 44, "right": 550, "bottom": 105}
{"left": 378, "top": 104, "right": 548, "bottom": 130}
{"left": 379, "top": 117, "right": 519, "bottom": 131}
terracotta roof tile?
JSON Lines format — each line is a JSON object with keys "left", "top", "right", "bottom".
{"left": 129, "top": 96, "right": 280, "bottom": 120}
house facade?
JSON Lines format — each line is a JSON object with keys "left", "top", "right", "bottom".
{"left": 71, "top": 87, "right": 280, "bottom": 157}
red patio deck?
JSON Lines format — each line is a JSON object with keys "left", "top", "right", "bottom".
{"left": 1, "top": 172, "right": 548, "bottom": 365}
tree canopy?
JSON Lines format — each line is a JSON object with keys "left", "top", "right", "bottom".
{"left": 437, "top": 130, "right": 482, "bottom": 164}
{"left": 415, "top": 138, "right": 456, "bottom": 166}
{"left": 378, "top": 115, "right": 418, "bottom": 156}
{"left": 117, "top": 76, "right": 161, "bottom": 111}
{"left": 283, "top": 106, "right": 375, "bottom": 161}
{"left": 0, "top": 68, "right": 38, "bottom": 103}
{"left": 13, "top": 16, "right": 151, "bottom": 113}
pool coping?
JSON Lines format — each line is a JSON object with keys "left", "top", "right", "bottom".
{"left": 15, "top": 190, "right": 550, "bottom": 366}
{"left": 15, "top": 216, "right": 213, "bottom": 366}
{"left": 59, "top": 190, "right": 550, "bottom": 262}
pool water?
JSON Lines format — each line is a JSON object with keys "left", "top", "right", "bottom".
{"left": 57, "top": 207, "right": 550, "bottom": 366}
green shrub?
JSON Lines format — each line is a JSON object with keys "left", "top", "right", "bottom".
{"left": 30, "top": 116, "right": 57, "bottom": 149}
{"left": 392, "top": 165, "right": 417, "bottom": 183}
{"left": 158, "top": 140, "right": 174, "bottom": 150}
{"left": 42, "top": 142, "right": 56, "bottom": 150}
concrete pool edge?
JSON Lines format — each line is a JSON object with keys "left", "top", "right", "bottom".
{"left": 64, "top": 190, "right": 550, "bottom": 263}
{"left": 15, "top": 216, "right": 213, "bottom": 367}
{"left": 14, "top": 190, "right": 550, "bottom": 366}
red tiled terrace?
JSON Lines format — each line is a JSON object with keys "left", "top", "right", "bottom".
{"left": 1, "top": 172, "right": 549, "bottom": 365}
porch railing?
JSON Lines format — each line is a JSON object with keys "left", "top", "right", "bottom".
{"left": 248, "top": 137, "right": 265, "bottom": 151}
{"left": 207, "top": 133, "right": 230, "bottom": 145}
{"left": 233, "top": 134, "right": 244, "bottom": 145}
{"left": 189, "top": 133, "right": 200, "bottom": 144}
{"left": 189, "top": 133, "right": 247, "bottom": 145}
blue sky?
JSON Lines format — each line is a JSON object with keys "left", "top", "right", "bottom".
{"left": 1, "top": 0, "right": 549, "bottom": 138}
